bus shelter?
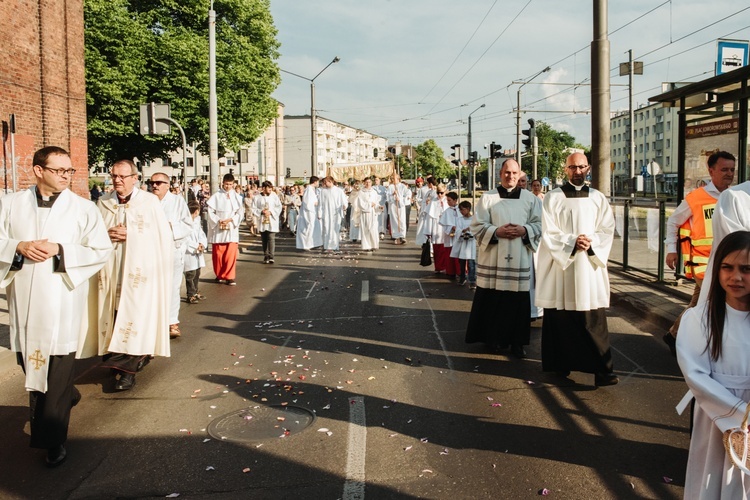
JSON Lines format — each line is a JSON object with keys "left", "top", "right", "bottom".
{"left": 650, "top": 64, "right": 749, "bottom": 202}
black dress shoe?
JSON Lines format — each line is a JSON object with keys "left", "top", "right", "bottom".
{"left": 115, "top": 373, "right": 136, "bottom": 391}
{"left": 663, "top": 333, "right": 677, "bottom": 357}
{"left": 595, "top": 372, "right": 619, "bottom": 387}
{"left": 511, "top": 345, "right": 527, "bottom": 359}
{"left": 555, "top": 370, "right": 571, "bottom": 378}
{"left": 46, "top": 445, "right": 67, "bottom": 467}
{"left": 71, "top": 388, "right": 81, "bottom": 408}
{"left": 136, "top": 356, "right": 151, "bottom": 371}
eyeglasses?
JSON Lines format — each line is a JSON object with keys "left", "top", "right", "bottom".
{"left": 151, "top": 181, "right": 169, "bottom": 186}
{"left": 40, "top": 166, "right": 76, "bottom": 177}
{"left": 566, "top": 165, "right": 589, "bottom": 171}
{"left": 437, "top": 191, "right": 445, "bottom": 195}
{"left": 110, "top": 174, "right": 138, "bottom": 181}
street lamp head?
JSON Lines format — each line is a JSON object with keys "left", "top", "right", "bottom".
{"left": 333, "top": 56, "right": 341, "bottom": 63}
{"left": 480, "top": 103, "right": 486, "bottom": 108}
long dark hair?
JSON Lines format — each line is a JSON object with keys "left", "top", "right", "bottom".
{"left": 706, "top": 231, "right": 750, "bottom": 361}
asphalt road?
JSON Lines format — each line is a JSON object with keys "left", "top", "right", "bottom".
{"left": 0, "top": 224, "right": 690, "bottom": 499}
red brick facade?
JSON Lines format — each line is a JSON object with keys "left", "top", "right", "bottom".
{"left": 0, "top": 0, "right": 88, "bottom": 196}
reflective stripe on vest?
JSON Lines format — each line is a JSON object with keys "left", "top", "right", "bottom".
{"left": 679, "top": 187, "right": 717, "bottom": 280}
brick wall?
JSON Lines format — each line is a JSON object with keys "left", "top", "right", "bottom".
{"left": 0, "top": 0, "right": 88, "bottom": 197}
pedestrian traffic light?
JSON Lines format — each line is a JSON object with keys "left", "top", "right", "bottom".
{"left": 489, "top": 142, "right": 503, "bottom": 159}
{"left": 522, "top": 118, "right": 536, "bottom": 150}
{"left": 286, "top": 168, "right": 291, "bottom": 177}
{"left": 450, "top": 144, "right": 462, "bottom": 166}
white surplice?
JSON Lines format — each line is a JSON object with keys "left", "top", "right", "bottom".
{"left": 536, "top": 185, "right": 614, "bottom": 311}
{"left": 252, "top": 193, "right": 283, "bottom": 233}
{"left": 85, "top": 189, "right": 173, "bottom": 359}
{"left": 677, "top": 303, "right": 750, "bottom": 499}
{"left": 353, "top": 187, "right": 382, "bottom": 250}
{"left": 296, "top": 186, "right": 322, "bottom": 250}
{"left": 439, "top": 205, "right": 459, "bottom": 249}
{"left": 184, "top": 217, "right": 207, "bottom": 272}
{"left": 450, "top": 215, "right": 476, "bottom": 260}
{"left": 0, "top": 188, "right": 112, "bottom": 392}
{"left": 388, "top": 183, "right": 410, "bottom": 239}
{"left": 206, "top": 189, "right": 243, "bottom": 244}
{"left": 699, "top": 181, "right": 750, "bottom": 304}
{"left": 160, "top": 191, "right": 192, "bottom": 324}
{"left": 319, "top": 185, "right": 347, "bottom": 250}
{"left": 471, "top": 188, "right": 541, "bottom": 292}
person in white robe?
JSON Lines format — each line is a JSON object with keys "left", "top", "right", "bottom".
{"left": 373, "top": 177, "right": 388, "bottom": 238}
{"left": 206, "top": 174, "right": 243, "bottom": 285}
{"left": 348, "top": 181, "right": 361, "bottom": 242}
{"left": 353, "top": 177, "right": 383, "bottom": 251}
{"left": 465, "top": 159, "right": 542, "bottom": 358}
{"left": 388, "top": 173, "right": 411, "bottom": 244}
{"left": 451, "top": 200, "right": 477, "bottom": 286}
{"left": 536, "top": 152, "right": 617, "bottom": 386}
{"left": 184, "top": 200, "right": 207, "bottom": 304}
{"left": 150, "top": 173, "right": 192, "bottom": 339}
{"left": 318, "top": 176, "right": 347, "bottom": 252}
{"left": 87, "top": 159, "right": 173, "bottom": 392}
{"left": 676, "top": 230, "right": 750, "bottom": 499}
{"left": 698, "top": 179, "right": 750, "bottom": 304}
{"left": 439, "top": 192, "right": 461, "bottom": 278}
{"left": 0, "top": 146, "right": 112, "bottom": 466}
{"left": 252, "top": 180, "right": 283, "bottom": 263}
{"left": 415, "top": 177, "right": 439, "bottom": 246}
{"left": 296, "top": 177, "right": 322, "bottom": 250}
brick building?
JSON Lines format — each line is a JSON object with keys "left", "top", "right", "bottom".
{"left": 0, "top": 0, "right": 88, "bottom": 196}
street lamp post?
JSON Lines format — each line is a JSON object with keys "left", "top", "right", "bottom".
{"left": 468, "top": 104, "right": 485, "bottom": 206}
{"left": 515, "top": 67, "right": 550, "bottom": 165}
{"left": 281, "top": 56, "right": 340, "bottom": 178}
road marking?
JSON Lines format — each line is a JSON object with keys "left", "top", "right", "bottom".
{"left": 417, "top": 280, "right": 455, "bottom": 375}
{"left": 343, "top": 396, "right": 366, "bottom": 500}
{"left": 361, "top": 280, "right": 369, "bottom": 302}
{"left": 305, "top": 280, "right": 319, "bottom": 299}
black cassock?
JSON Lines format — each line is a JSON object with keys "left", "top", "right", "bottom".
{"left": 541, "top": 308, "right": 613, "bottom": 374}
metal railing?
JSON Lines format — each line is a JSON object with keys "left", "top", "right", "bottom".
{"left": 608, "top": 197, "right": 680, "bottom": 283}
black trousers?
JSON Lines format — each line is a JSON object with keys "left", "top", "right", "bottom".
{"left": 18, "top": 352, "right": 78, "bottom": 449}
{"left": 261, "top": 231, "right": 276, "bottom": 260}
{"left": 185, "top": 267, "right": 201, "bottom": 297}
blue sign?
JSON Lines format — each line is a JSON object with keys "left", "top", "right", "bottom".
{"left": 717, "top": 39, "right": 749, "bottom": 76}
{"left": 541, "top": 177, "right": 550, "bottom": 187}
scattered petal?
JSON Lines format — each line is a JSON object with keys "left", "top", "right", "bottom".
{"left": 420, "top": 437, "right": 429, "bottom": 443}
{"left": 242, "top": 468, "right": 251, "bottom": 473}
{"left": 205, "top": 466, "right": 215, "bottom": 471}
{"left": 318, "top": 428, "right": 330, "bottom": 433}
{"left": 663, "top": 476, "right": 673, "bottom": 484}
{"left": 422, "top": 469, "right": 433, "bottom": 474}
{"left": 491, "top": 403, "right": 503, "bottom": 407}
{"left": 538, "top": 488, "right": 550, "bottom": 496}
{"left": 439, "top": 449, "right": 449, "bottom": 455}
{"left": 526, "top": 380, "right": 536, "bottom": 385}
{"left": 203, "top": 438, "right": 211, "bottom": 443}
{"left": 404, "top": 446, "right": 412, "bottom": 451}
{"left": 487, "top": 397, "right": 494, "bottom": 401}
{"left": 166, "top": 494, "right": 180, "bottom": 498}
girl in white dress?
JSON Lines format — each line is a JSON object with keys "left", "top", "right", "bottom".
{"left": 677, "top": 230, "right": 750, "bottom": 499}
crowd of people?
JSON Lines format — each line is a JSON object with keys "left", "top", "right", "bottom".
{"left": 4, "top": 146, "right": 750, "bottom": 497}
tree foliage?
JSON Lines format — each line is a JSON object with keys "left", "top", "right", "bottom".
{"left": 413, "top": 140, "right": 452, "bottom": 182}
{"left": 521, "top": 121, "right": 577, "bottom": 182}
{"left": 84, "top": 0, "right": 280, "bottom": 167}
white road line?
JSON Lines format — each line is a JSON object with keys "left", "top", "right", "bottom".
{"left": 305, "top": 280, "right": 319, "bottom": 299}
{"left": 343, "top": 396, "right": 366, "bottom": 500}
{"left": 361, "top": 280, "right": 369, "bottom": 302}
{"left": 417, "top": 279, "right": 455, "bottom": 375}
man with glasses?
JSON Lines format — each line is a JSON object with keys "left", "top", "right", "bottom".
{"left": 536, "top": 152, "right": 618, "bottom": 387}
{"left": 150, "top": 173, "right": 193, "bottom": 339}
{"left": 465, "top": 159, "right": 542, "bottom": 358}
{"left": 88, "top": 159, "right": 173, "bottom": 391}
{"left": 0, "top": 146, "right": 112, "bottom": 466}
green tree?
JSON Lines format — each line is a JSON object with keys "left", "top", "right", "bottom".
{"left": 521, "top": 121, "right": 577, "bottom": 182}
{"left": 85, "top": 0, "right": 280, "bottom": 167}
{"left": 413, "top": 140, "right": 452, "bottom": 182}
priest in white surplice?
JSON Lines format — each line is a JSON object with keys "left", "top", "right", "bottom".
{"left": 388, "top": 173, "right": 411, "bottom": 245}
{"left": 353, "top": 177, "right": 383, "bottom": 251}
{"left": 465, "top": 159, "right": 542, "bottom": 358}
{"left": 319, "top": 176, "right": 348, "bottom": 252}
{"left": 87, "top": 159, "right": 173, "bottom": 392}
{"left": 150, "top": 173, "right": 192, "bottom": 339}
{"left": 296, "top": 176, "right": 322, "bottom": 250}
{"left": 0, "top": 147, "right": 112, "bottom": 466}
{"left": 536, "top": 152, "right": 618, "bottom": 387}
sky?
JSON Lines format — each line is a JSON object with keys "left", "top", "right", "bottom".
{"left": 269, "top": 0, "right": 750, "bottom": 159}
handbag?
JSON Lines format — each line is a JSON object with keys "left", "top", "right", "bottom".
{"left": 723, "top": 403, "right": 750, "bottom": 475}
{"left": 420, "top": 240, "right": 432, "bottom": 267}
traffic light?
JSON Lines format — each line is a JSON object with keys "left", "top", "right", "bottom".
{"left": 286, "top": 168, "right": 291, "bottom": 177}
{"left": 521, "top": 118, "right": 536, "bottom": 150}
{"left": 469, "top": 151, "right": 478, "bottom": 165}
{"left": 489, "top": 142, "right": 503, "bottom": 159}
{"left": 450, "top": 144, "right": 462, "bottom": 166}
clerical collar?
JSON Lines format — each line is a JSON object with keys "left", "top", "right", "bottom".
{"left": 497, "top": 185, "right": 521, "bottom": 199}
{"left": 35, "top": 188, "right": 61, "bottom": 208}
{"left": 117, "top": 190, "right": 134, "bottom": 204}
{"left": 561, "top": 182, "right": 590, "bottom": 198}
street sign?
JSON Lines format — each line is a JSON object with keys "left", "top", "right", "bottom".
{"left": 541, "top": 177, "right": 549, "bottom": 187}
{"left": 716, "top": 39, "right": 749, "bottom": 76}
{"left": 139, "top": 103, "right": 171, "bottom": 135}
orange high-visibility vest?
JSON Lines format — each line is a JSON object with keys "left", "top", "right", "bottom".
{"left": 678, "top": 186, "right": 716, "bottom": 279}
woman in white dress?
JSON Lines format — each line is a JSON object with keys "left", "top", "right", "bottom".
{"left": 677, "top": 230, "right": 750, "bottom": 499}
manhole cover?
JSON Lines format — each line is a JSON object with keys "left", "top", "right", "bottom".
{"left": 207, "top": 405, "right": 315, "bottom": 443}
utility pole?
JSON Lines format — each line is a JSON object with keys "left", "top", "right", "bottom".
{"left": 208, "top": 1, "right": 219, "bottom": 193}
{"left": 591, "top": 0, "right": 611, "bottom": 195}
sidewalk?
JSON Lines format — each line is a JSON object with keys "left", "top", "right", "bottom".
{"left": 0, "top": 266, "right": 692, "bottom": 381}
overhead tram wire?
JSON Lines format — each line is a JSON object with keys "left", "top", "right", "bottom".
{"left": 418, "top": 0, "right": 500, "bottom": 105}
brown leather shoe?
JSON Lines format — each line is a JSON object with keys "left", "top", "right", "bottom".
{"left": 169, "top": 324, "right": 181, "bottom": 339}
